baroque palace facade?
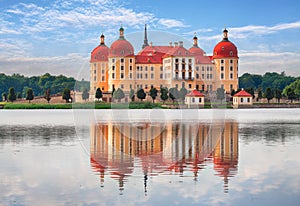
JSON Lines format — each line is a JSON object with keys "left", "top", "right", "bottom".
{"left": 90, "top": 25, "right": 239, "bottom": 99}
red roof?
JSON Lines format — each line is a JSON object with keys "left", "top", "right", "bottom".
{"left": 189, "top": 46, "right": 205, "bottom": 56}
{"left": 163, "top": 46, "right": 194, "bottom": 58}
{"left": 212, "top": 40, "right": 238, "bottom": 59}
{"left": 109, "top": 39, "right": 134, "bottom": 57}
{"left": 136, "top": 46, "right": 168, "bottom": 64}
{"left": 186, "top": 89, "right": 205, "bottom": 97}
{"left": 90, "top": 44, "right": 109, "bottom": 62}
{"left": 234, "top": 90, "right": 252, "bottom": 97}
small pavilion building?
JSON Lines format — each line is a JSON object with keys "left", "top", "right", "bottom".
{"left": 233, "top": 89, "right": 253, "bottom": 108}
{"left": 185, "top": 89, "right": 205, "bottom": 108}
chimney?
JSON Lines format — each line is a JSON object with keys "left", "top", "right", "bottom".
{"left": 150, "top": 42, "right": 153, "bottom": 46}
{"left": 174, "top": 42, "right": 178, "bottom": 47}
{"left": 179, "top": 41, "right": 183, "bottom": 47}
{"left": 169, "top": 42, "right": 172, "bottom": 47}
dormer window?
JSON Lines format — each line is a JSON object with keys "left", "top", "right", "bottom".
{"left": 230, "top": 51, "right": 233, "bottom": 56}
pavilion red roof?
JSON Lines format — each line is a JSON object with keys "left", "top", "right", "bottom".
{"left": 186, "top": 89, "right": 205, "bottom": 97}
{"left": 233, "top": 90, "right": 252, "bottom": 97}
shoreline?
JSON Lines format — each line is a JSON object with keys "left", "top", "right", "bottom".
{"left": 0, "top": 102, "right": 300, "bottom": 109}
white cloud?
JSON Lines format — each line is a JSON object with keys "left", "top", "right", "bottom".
{"left": 158, "top": 18, "right": 189, "bottom": 28}
{"left": 239, "top": 51, "right": 300, "bottom": 76}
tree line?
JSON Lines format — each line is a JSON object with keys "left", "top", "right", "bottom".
{"left": 0, "top": 73, "right": 89, "bottom": 102}
{"left": 238, "top": 72, "right": 300, "bottom": 103}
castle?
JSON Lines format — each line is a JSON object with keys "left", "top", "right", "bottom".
{"left": 90, "top": 25, "right": 239, "bottom": 100}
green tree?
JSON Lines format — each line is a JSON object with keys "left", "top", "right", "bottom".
{"left": 26, "top": 88, "right": 34, "bottom": 103}
{"left": 82, "top": 88, "right": 89, "bottom": 101}
{"left": 231, "top": 89, "right": 236, "bottom": 97}
{"left": 8, "top": 87, "right": 16, "bottom": 103}
{"left": 62, "top": 88, "right": 71, "bottom": 103}
{"left": 257, "top": 88, "right": 263, "bottom": 102}
{"left": 169, "top": 87, "right": 179, "bottom": 104}
{"left": 16, "top": 92, "right": 22, "bottom": 99}
{"left": 95, "top": 88, "right": 103, "bottom": 101}
{"left": 265, "top": 87, "right": 274, "bottom": 103}
{"left": 44, "top": 89, "right": 51, "bottom": 103}
{"left": 129, "top": 88, "right": 135, "bottom": 102}
{"left": 2, "top": 92, "right": 7, "bottom": 102}
{"left": 283, "top": 79, "right": 300, "bottom": 103}
{"left": 137, "top": 88, "right": 146, "bottom": 101}
{"left": 216, "top": 87, "right": 225, "bottom": 103}
{"left": 179, "top": 87, "right": 188, "bottom": 101}
{"left": 245, "top": 88, "right": 255, "bottom": 99}
{"left": 284, "top": 87, "right": 296, "bottom": 103}
{"left": 113, "top": 88, "right": 125, "bottom": 102}
{"left": 160, "top": 87, "right": 168, "bottom": 103}
{"left": 275, "top": 88, "right": 282, "bottom": 103}
{"left": 149, "top": 86, "right": 158, "bottom": 103}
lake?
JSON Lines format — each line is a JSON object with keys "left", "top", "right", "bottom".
{"left": 0, "top": 109, "right": 300, "bottom": 206}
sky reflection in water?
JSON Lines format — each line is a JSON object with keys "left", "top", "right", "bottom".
{"left": 0, "top": 110, "right": 300, "bottom": 206}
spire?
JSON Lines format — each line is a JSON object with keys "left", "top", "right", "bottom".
{"left": 119, "top": 25, "right": 125, "bottom": 39}
{"left": 100, "top": 33, "right": 105, "bottom": 45}
{"left": 222, "top": 27, "right": 229, "bottom": 41}
{"left": 142, "top": 24, "right": 149, "bottom": 49}
{"left": 193, "top": 32, "right": 198, "bottom": 47}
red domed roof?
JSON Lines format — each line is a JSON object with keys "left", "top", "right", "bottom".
{"left": 213, "top": 41, "right": 238, "bottom": 59}
{"left": 212, "top": 28, "right": 238, "bottom": 59}
{"left": 189, "top": 46, "right": 205, "bottom": 56}
{"left": 109, "top": 39, "right": 134, "bottom": 57}
{"left": 109, "top": 27, "right": 134, "bottom": 57}
{"left": 90, "top": 44, "right": 109, "bottom": 62}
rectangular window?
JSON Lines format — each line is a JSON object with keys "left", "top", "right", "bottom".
{"left": 160, "top": 66, "right": 163, "bottom": 71}
{"left": 140, "top": 74, "right": 143, "bottom": 79}
{"left": 130, "top": 59, "right": 133, "bottom": 63}
{"left": 121, "top": 73, "right": 124, "bottom": 79}
{"left": 112, "top": 58, "right": 115, "bottom": 63}
{"left": 102, "top": 86, "right": 104, "bottom": 91}
{"left": 102, "top": 69, "right": 105, "bottom": 74}
{"left": 210, "top": 74, "right": 213, "bottom": 79}
{"left": 199, "top": 98, "right": 202, "bottom": 103}
{"left": 221, "top": 59, "right": 224, "bottom": 64}
{"left": 130, "top": 84, "right": 132, "bottom": 89}
{"left": 160, "top": 74, "right": 163, "bottom": 79}
{"left": 121, "top": 84, "right": 124, "bottom": 89}
{"left": 241, "top": 98, "right": 244, "bottom": 103}
{"left": 202, "top": 66, "right": 204, "bottom": 71}
{"left": 221, "top": 66, "right": 224, "bottom": 71}
{"left": 230, "top": 59, "right": 233, "bottom": 64}
{"left": 145, "top": 73, "right": 148, "bottom": 79}
{"left": 94, "top": 76, "right": 96, "bottom": 81}
{"left": 121, "top": 65, "right": 124, "bottom": 71}
{"left": 137, "top": 66, "right": 139, "bottom": 71}
{"left": 130, "top": 73, "right": 132, "bottom": 79}
{"left": 196, "top": 74, "right": 199, "bottom": 79}
{"left": 247, "top": 98, "right": 250, "bottom": 102}
{"left": 207, "top": 74, "right": 209, "bottom": 79}
{"left": 121, "top": 58, "right": 124, "bottom": 63}
{"left": 94, "top": 69, "right": 96, "bottom": 74}
{"left": 140, "top": 66, "right": 143, "bottom": 71}
{"left": 221, "top": 73, "right": 224, "bottom": 79}
{"left": 192, "top": 98, "right": 195, "bottom": 103}
{"left": 101, "top": 76, "right": 105, "bottom": 81}
{"left": 151, "top": 73, "right": 154, "bottom": 79}
{"left": 130, "top": 66, "right": 132, "bottom": 71}
{"left": 145, "top": 84, "right": 148, "bottom": 89}
{"left": 112, "top": 73, "right": 115, "bottom": 79}
{"left": 145, "top": 66, "right": 148, "bottom": 71}
{"left": 230, "top": 66, "right": 233, "bottom": 71}
{"left": 207, "top": 66, "right": 209, "bottom": 71}
{"left": 196, "top": 66, "right": 199, "bottom": 71}
{"left": 151, "top": 66, "right": 154, "bottom": 71}
{"left": 112, "top": 66, "right": 115, "bottom": 71}
{"left": 230, "top": 73, "right": 233, "bottom": 79}
{"left": 189, "top": 84, "right": 192, "bottom": 89}
{"left": 202, "top": 74, "right": 205, "bottom": 79}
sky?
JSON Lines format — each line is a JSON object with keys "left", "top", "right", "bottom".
{"left": 0, "top": 0, "right": 300, "bottom": 80}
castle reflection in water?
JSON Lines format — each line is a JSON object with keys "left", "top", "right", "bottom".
{"left": 90, "top": 120, "right": 238, "bottom": 193}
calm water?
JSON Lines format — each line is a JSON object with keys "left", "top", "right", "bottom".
{"left": 0, "top": 109, "right": 300, "bottom": 206}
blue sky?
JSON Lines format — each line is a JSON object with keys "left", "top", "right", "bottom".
{"left": 1, "top": 0, "right": 300, "bottom": 80}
